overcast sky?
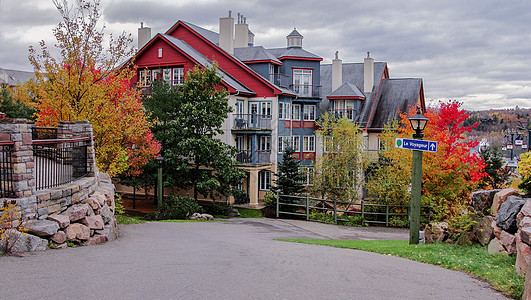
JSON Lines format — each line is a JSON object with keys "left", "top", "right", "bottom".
{"left": 1, "top": 0, "right": 530, "bottom": 111}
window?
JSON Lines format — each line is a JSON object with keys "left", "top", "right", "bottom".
{"left": 260, "top": 136, "right": 271, "bottom": 151}
{"left": 158, "top": 48, "right": 163, "bottom": 58}
{"left": 139, "top": 69, "right": 151, "bottom": 87}
{"left": 303, "top": 136, "right": 315, "bottom": 152}
{"left": 290, "top": 136, "right": 300, "bottom": 152}
{"left": 279, "top": 102, "right": 291, "bottom": 120}
{"left": 172, "top": 67, "right": 184, "bottom": 86}
{"left": 235, "top": 136, "right": 244, "bottom": 150}
{"left": 269, "top": 64, "right": 275, "bottom": 82}
{"left": 303, "top": 105, "right": 315, "bottom": 121}
{"left": 293, "top": 69, "right": 312, "bottom": 97}
{"left": 261, "top": 102, "right": 271, "bottom": 117}
{"left": 302, "top": 167, "right": 314, "bottom": 186}
{"left": 323, "top": 136, "right": 333, "bottom": 152}
{"left": 259, "top": 170, "right": 271, "bottom": 190}
{"left": 334, "top": 100, "right": 355, "bottom": 120}
{"left": 163, "top": 69, "right": 172, "bottom": 82}
{"left": 292, "top": 104, "right": 301, "bottom": 120}
{"left": 151, "top": 69, "right": 161, "bottom": 82}
{"left": 235, "top": 101, "right": 244, "bottom": 117}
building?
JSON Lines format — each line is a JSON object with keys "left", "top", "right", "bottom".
{"left": 0, "top": 68, "right": 35, "bottom": 91}
{"left": 128, "top": 12, "right": 425, "bottom": 206}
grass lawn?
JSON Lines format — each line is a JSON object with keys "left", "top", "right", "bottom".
{"left": 278, "top": 239, "right": 525, "bottom": 299}
{"left": 236, "top": 207, "right": 264, "bottom": 218}
{"left": 116, "top": 215, "right": 146, "bottom": 224}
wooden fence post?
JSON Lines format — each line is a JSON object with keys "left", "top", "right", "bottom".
{"left": 276, "top": 191, "right": 279, "bottom": 218}
{"left": 306, "top": 193, "right": 309, "bottom": 221}
{"left": 333, "top": 198, "right": 337, "bottom": 224}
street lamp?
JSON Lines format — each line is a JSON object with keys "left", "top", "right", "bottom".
{"left": 408, "top": 107, "right": 428, "bottom": 244}
{"left": 155, "top": 156, "right": 164, "bottom": 208}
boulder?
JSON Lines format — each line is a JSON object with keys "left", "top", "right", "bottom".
{"left": 473, "top": 216, "right": 494, "bottom": 246}
{"left": 517, "top": 200, "right": 531, "bottom": 227}
{"left": 424, "top": 222, "right": 449, "bottom": 243}
{"left": 516, "top": 234, "right": 531, "bottom": 275}
{"left": 227, "top": 208, "right": 241, "bottom": 217}
{"left": 82, "top": 197, "right": 101, "bottom": 211}
{"left": 48, "top": 214, "right": 70, "bottom": 228}
{"left": 520, "top": 217, "right": 531, "bottom": 229}
{"left": 51, "top": 231, "right": 66, "bottom": 244}
{"left": 26, "top": 219, "right": 59, "bottom": 237}
{"left": 65, "top": 223, "right": 90, "bottom": 242}
{"left": 469, "top": 189, "right": 500, "bottom": 215}
{"left": 500, "top": 230, "right": 517, "bottom": 255}
{"left": 54, "top": 242, "right": 68, "bottom": 249}
{"left": 492, "top": 220, "right": 502, "bottom": 239}
{"left": 81, "top": 215, "right": 104, "bottom": 230}
{"left": 91, "top": 192, "right": 107, "bottom": 207}
{"left": 100, "top": 204, "right": 113, "bottom": 224}
{"left": 491, "top": 188, "right": 519, "bottom": 216}
{"left": 521, "top": 227, "right": 531, "bottom": 246}
{"left": 496, "top": 197, "right": 526, "bottom": 233}
{"left": 85, "top": 234, "right": 107, "bottom": 246}
{"left": 64, "top": 204, "right": 89, "bottom": 222}
{"left": 488, "top": 237, "right": 508, "bottom": 255}
{"left": 0, "top": 230, "right": 48, "bottom": 252}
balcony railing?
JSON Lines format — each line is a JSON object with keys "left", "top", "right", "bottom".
{"left": 0, "top": 141, "right": 15, "bottom": 198}
{"left": 236, "top": 150, "right": 271, "bottom": 165}
{"left": 270, "top": 73, "right": 290, "bottom": 88}
{"left": 333, "top": 109, "right": 355, "bottom": 121}
{"left": 233, "top": 114, "right": 272, "bottom": 130}
{"left": 290, "top": 84, "right": 321, "bottom": 98}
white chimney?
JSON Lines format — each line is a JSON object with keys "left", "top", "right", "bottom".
{"left": 234, "top": 13, "right": 249, "bottom": 48}
{"left": 364, "top": 51, "right": 374, "bottom": 93}
{"left": 332, "top": 51, "right": 342, "bottom": 92}
{"left": 219, "top": 11, "right": 235, "bottom": 55}
{"left": 138, "top": 22, "right": 151, "bottom": 50}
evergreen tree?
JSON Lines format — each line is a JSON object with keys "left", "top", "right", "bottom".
{"left": 0, "top": 86, "right": 35, "bottom": 119}
{"left": 273, "top": 147, "right": 305, "bottom": 212}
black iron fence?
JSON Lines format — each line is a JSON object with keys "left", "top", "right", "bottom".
{"left": 0, "top": 141, "right": 15, "bottom": 198}
{"left": 33, "top": 137, "right": 90, "bottom": 190}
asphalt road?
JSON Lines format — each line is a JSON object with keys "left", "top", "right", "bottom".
{"left": 0, "top": 218, "right": 508, "bottom": 299}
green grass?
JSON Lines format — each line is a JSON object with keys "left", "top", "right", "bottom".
{"left": 116, "top": 215, "right": 146, "bottom": 224}
{"left": 278, "top": 239, "right": 525, "bottom": 299}
{"left": 156, "top": 219, "right": 228, "bottom": 222}
{"left": 236, "top": 207, "right": 264, "bottom": 218}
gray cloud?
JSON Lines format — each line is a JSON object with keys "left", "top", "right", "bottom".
{"left": 2, "top": 0, "right": 531, "bottom": 110}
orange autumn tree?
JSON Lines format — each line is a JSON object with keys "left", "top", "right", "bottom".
{"left": 27, "top": 0, "right": 160, "bottom": 176}
{"left": 367, "top": 100, "right": 486, "bottom": 222}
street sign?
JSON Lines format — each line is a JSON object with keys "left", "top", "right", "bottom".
{"left": 396, "top": 138, "right": 438, "bottom": 152}
{"left": 507, "top": 145, "right": 514, "bottom": 149}
{"left": 515, "top": 140, "right": 523, "bottom": 146}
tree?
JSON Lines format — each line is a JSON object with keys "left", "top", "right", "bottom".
{"left": 273, "top": 147, "right": 305, "bottom": 211}
{"left": 0, "top": 86, "right": 35, "bottom": 119}
{"left": 479, "top": 146, "right": 505, "bottom": 189}
{"left": 26, "top": 0, "right": 159, "bottom": 176}
{"left": 310, "top": 113, "right": 369, "bottom": 206}
{"left": 143, "top": 65, "right": 245, "bottom": 201}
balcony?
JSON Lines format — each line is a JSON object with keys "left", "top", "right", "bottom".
{"left": 270, "top": 73, "right": 290, "bottom": 88}
{"left": 236, "top": 150, "right": 271, "bottom": 165}
{"left": 233, "top": 114, "right": 272, "bottom": 131}
{"left": 333, "top": 109, "right": 355, "bottom": 121}
{"left": 290, "top": 84, "right": 321, "bottom": 98}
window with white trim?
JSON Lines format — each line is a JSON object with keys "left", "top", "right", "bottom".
{"left": 261, "top": 102, "right": 272, "bottom": 117}
{"left": 303, "top": 105, "right": 316, "bottom": 121}
{"left": 292, "top": 104, "right": 301, "bottom": 120}
{"left": 151, "top": 69, "right": 161, "bottom": 82}
{"left": 303, "top": 136, "right": 315, "bottom": 152}
{"left": 293, "top": 69, "right": 312, "bottom": 97}
{"left": 259, "top": 136, "right": 271, "bottom": 151}
{"left": 172, "top": 67, "right": 184, "bottom": 86}
{"left": 278, "top": 136, "right": 289, "bottom": 153}
{"left": 163, "top": 69, "right": 172, "bottom": 82}
{"left": 302, "top": 167, "right": 315, "bottom": 186}
{"left": 139, "top": 69, "right": 151, "bottom": 87}
{"left": 279, "top": 102, "right": 291, "bottom": 120}
{"left": 290, "top": 136, "right": 300, "bottom": 152}
{"left": 259, "top": 170, "right": 271, "bottom": 190}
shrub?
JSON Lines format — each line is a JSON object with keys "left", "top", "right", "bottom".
{"left": 447, "top": 212, "right": 478, "bottom": 245}
{"left": 203, "top": 202, "right": 232, "bottom": 216}
{"left": 339, "top": 215, "right": 366, "bottom": 227}
{"left": 114, "top": 193, "right": 125, "bottom": 215}
{"left": 518, "top": 176, "right": 531, "bottom": 195}
{"left": 263, "top": 191, "right": 277, "bottom": 209}
{"left": 0, "top": 200, "right": 29, "bottom": 255}
{"left": 233, "top": 190, "right": 250, "bottom": 205}
{"left": 147, "top": 194, "right": 203, "bottom": 220}
{"left": 309, "top": 211, "right": 335, "bottom": 223}
{"left": 389, "top": 216, "right": 409, "bottom": 228}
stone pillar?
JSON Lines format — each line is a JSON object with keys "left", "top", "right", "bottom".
{"left": 249, "top": 169, "right": 259, "bottom": 206}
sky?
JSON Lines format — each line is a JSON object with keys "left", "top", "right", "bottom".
{"left": 1, "top": 0, "right": 531, "bottom": 111}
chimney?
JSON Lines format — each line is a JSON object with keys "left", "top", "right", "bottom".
{"left": 364, "top": 51, "right": 374, "bottom": 93}
{"left": 234, "top": 13, "right": 249, "bottom": 48}
{"left": 332, "top": 51, "right": 342, "bottom": 92}
{"left": 219, "top": 11, "right": 235, "bottom": 54}
{"left": 138, "top": 22, "right": 151, "bottom": 50}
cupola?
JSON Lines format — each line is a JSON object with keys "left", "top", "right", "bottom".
{"left": 286, "top": 28, "right": 303, "bottom": 48}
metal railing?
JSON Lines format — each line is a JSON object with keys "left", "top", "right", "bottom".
{"left": 0, "top": 141, "right": 15, "bottom": 198}
{"left": 270, "top": 73, "right": 290, "bottom": 88}
{"left": 290, "top": 84, "right": 321, "bottom": 98}
{"left": 236, "top": 150, "right": 252, "bottom": 164}
{"left": 33, "top": 137, "right": 90, "bottom": 190}
{"left": 275, "top": 194, "right": 431, "bottom": 227}
{"left": 235, "top": 150, "right": 271, "bottom": 165}
{"left": 32, "top": 127, "right": 58, "bottom": 140}
{"left": 233, "top": 114, "right": 272, "bottom": 130}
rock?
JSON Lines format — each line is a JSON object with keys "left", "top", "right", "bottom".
{"left": 492, "top": 188, "right": 519, "bottom": 216}
{"left": 64, "top": 204, "right": 89, "bottom": 222}
{"left": 456, "top": 230, "right": 478, "bottom": 246}
{"left": 473, "top": 216, "right": 494, "bottom": 246}
{"left": 521, "top": 217, "right": 531, "bottom": 229}
{"left": 82, "top": 197, "right": 101, "bottom": 211}
{"left": 100, "top": 204, "right": 113, "bottom": 224}
{"left": 81, "top": 215, "right": 104, "bottom": 230}
{"left": 201, "top": 213, "right": 214, "bottom": 220}
{"left": 517, "top": 200, "right": 531, "bottom": 227}
{"left": 469, "top": 189, "right": 500, "bottom": 215}
{"left": 51, "top": 231, "right": 66, "bottom": 244}
{"left": 488, "top": 237, "right": 508, "bottom": 255}
{"left": 65, "top": 223, "right": 90, "bottom": 242}
{"left": 0, "top": 230, "right": 48, "bottom": 252}
{"left": 227, "top": 208, "right": 241, "bottom": 217}
{"left": 85, "top": 234, "right": 107, "bottom": 246}
{"left": 500, "top": 230, "right": 517, "bottom": 255}
{"left": 516, "top": 233, "right": 531, "bottom": 275}
{"left": 48, "top": 214, "right": 70, "bottom": 228}
{"left": 91, "top": 192, "right": 106, "bottom": 206}
{"left": 423, "top": 222, "right": 449, "bottom": 243}
{"left": 492, "top": 220, "right": 502, "bottom": 239}
{"left": 26, "top": 219, "right": 59, "bottom": 237}
{"left": 524, "top": 263, "right": 531, "bottom": 300}
{"left": 496, "top": 197, "right": 526, "bottom": 234}
{"left": 54, "top": 242, "right": 68, "bottom": 249}
{"left": 522, "top": 227, "right": 531, "bottom": 245}
{"left": 190, "top": 212, "right": 202, "bottom": 220}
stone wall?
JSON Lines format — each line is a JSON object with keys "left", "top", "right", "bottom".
{"left": 0, "top": 119, "right": 117, "bottom": 252}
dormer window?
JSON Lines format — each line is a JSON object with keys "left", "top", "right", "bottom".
{"left": 293, "top": 68, "right": 312, "bottom": 97}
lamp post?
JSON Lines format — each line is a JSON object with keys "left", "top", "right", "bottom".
{"left": 155, "top": 156, "right": 164, "bottom": 208}
{"left": 408, "top": 107, "right": 429, "bottom": 244}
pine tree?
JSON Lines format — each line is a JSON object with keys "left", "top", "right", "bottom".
{"left": 273, "top": 147, "right": 305, "bottom": 212}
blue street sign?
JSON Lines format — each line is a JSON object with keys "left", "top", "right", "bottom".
{"left": 395, "top": 138, "right": 438, "bottom": 153}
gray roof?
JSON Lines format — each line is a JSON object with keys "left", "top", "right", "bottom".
{"left": 234, "top": 46, "right": 281, "bottom": 64}
{"left": 328, "top": 82, "right": 365, "bottom": 98}
{"left": 180, "top": 21, "right": 219, "bottom": 45}
{"left": 0, "top": 68, "right": 35, "bottom": 86}
{"left": 287, "top": 28, "right": 303, "bottom": 37}
{"left": 266, "top": 47, "right": 322, "bottom": 60}
{"left": 320, "top": 62, "right": 387, "bottom": 97}
{"left": 162, "top": 34, "right": 254, "bottom": 95}
{"left": 362, "top": 78, "right": 423, "bottom": 129}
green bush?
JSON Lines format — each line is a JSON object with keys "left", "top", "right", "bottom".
{"left": 447, "top": 212, "right": 478, "bottom": 245}
{"left": 309, "top": 211, "right": 335, "bottom": 223}
{"left": 389, "top": 216, "right": 409, "bottom": 228}
{"left": 203, "top": 202, "right": 232, "bottom": 216}
{"left": 147, "top": 194, "right": 203, "bottom": 220}
{"left": 233, "top": 190, "right": 250, "bottom": 205}
{"left": 518, "top": 176, "right": 531, "bottom": 195}
{"left": 339, "top": 215, "right": 366, "bottom": 227}
{"left": 263, "top": 191, "right": 277, "bottom": 208}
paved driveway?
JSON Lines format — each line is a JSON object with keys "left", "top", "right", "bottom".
{"left": 0, "top": 219, "right": 508, "bottom": 299}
